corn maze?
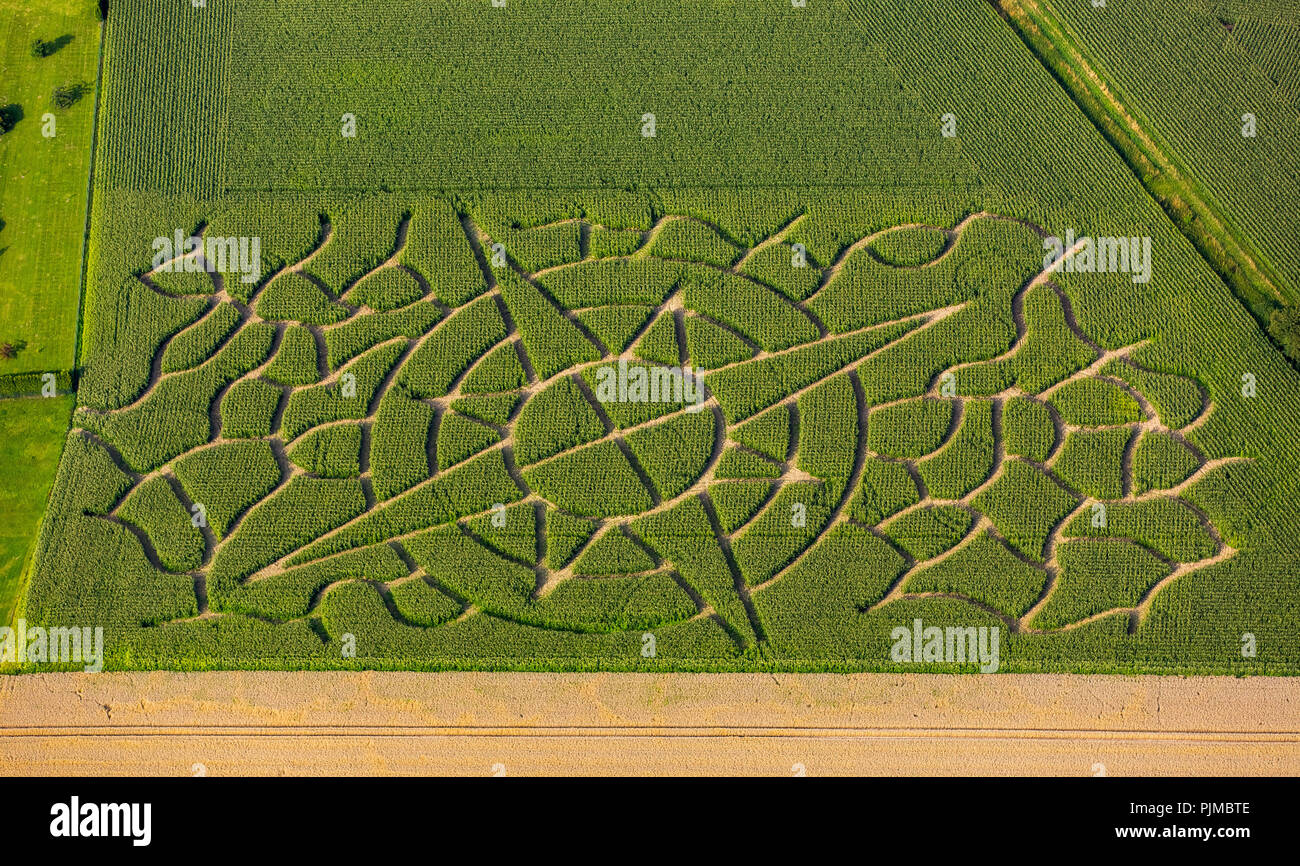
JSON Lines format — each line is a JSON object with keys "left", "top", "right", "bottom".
{"left": 23, "top": 199, "right": 1268, "bottom": 671}
{"left": 10, "top": 0, "right": 1300, "bottom": 674}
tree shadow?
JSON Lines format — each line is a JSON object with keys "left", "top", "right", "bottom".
{"left": 31, "top": 34, "right": 73, "bottom": 58}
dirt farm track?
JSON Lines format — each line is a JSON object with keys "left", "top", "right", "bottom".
{"left": 1, "top": 673, "right": 1297, "bottom": 775}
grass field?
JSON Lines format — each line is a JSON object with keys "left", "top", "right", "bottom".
{"left": 0, "top": 0, "right": 98, "bottom": 626}
{"left": 6, "top": 0, "right": 1300, "bottom": 675}
{"left": 0, "top": 0, "right": 100, "bottom": 381}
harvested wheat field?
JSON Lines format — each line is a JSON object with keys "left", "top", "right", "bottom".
{"left": 2, "top": 672, "right": 1298, "bottom": 775}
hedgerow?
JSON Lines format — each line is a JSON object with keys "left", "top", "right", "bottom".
{"left": 219, "top": 378, "right": 282, "bottom": 439}
{"left": 867, "top": 398, "right": 952, "bottom": 459}
{"left": 117, "top": 476, "right": 205, "bottom": 573}
{"left": 1052, "top": 427, "right": 1132, "bottom": 500}
{"left": 512, "top": 377, "right": 605, "bottom": 466}
{"left": 918, "top": 400, "right": 994, "bottom": 499}
{"left": 1002, "top": 397, "right": 1056, "bottom": 462}
{"left": 1048, "top": 377, "right": 1143, "bottom": 427}
{"left": 264, "top": 324, "right": 320, "bottom": 386}
{"left": 1029, "top": 539, "right": 1171, "bottom": 630}
{"left": 884, "top": 505, "right": 973, "bottom": 561}
{"left": 577, "top": 306, "right": 653, "bottom": 354}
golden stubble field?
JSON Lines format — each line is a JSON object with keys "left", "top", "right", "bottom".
{"left": 1, "top": 672, "right": 1298, "bottom": 776}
